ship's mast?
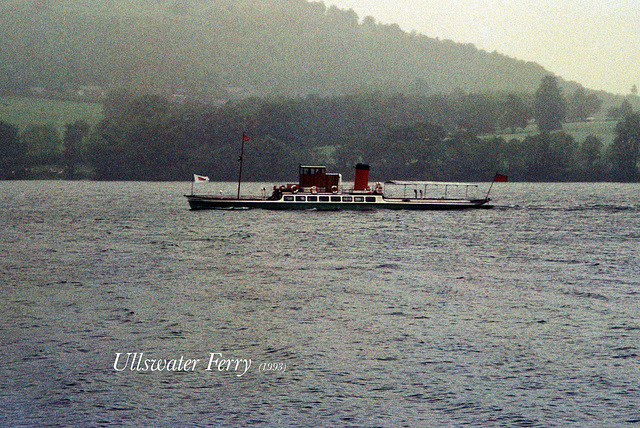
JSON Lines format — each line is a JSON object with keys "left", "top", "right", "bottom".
{"left": 237, "top": 133, "right": 250, "bottom": 199}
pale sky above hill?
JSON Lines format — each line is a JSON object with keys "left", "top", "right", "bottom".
{"left": 325, "top": 0, "right": 639, "bottom": 95}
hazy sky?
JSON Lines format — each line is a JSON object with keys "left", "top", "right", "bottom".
{"left": 325, "top": 0, "right": 639, "bottom": 95}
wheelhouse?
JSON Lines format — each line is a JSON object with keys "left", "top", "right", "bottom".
{"left": 298, "top": 165, "right": 341, "bottom": 193}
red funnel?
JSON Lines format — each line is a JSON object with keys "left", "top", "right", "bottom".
{"left": 354, "top": 163, "right": 370, "bottom": 191}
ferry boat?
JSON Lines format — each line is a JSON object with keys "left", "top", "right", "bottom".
{"left": 185, "top": 164, "right": 495, "bottom": 210}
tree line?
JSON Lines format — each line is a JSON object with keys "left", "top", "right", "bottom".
{"left": 1, "top": 81, "right": 639, "bottom": 182}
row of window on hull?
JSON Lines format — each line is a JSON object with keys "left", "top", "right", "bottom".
{"left": 283, "top": 195, "right": 378, "bottom": 202}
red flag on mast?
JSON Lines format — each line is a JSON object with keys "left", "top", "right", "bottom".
{"left": 243, "top": 133, "right": 251, "bottom": 142}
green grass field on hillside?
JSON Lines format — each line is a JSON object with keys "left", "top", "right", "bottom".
{"left": 562, "top": 120, "right": 618, "bottom": 145}
{"left": 494, "top": 120, "right": 618, "bottom": 146}
{"left": 0, "top": 96, "right": 104, "bottom": 132}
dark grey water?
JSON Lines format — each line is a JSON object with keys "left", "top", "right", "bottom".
{"left": 1, "top": 181, "right": 639, "bottom": 427}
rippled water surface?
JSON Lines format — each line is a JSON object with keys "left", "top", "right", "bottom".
{"left": 1, "top": 181, "right": 639, "bottom": 427}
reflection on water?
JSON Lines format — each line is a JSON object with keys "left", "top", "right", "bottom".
{"left": 1, "top": 181, "right": 639, "bottom": 426}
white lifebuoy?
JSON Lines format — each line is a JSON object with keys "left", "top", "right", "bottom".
{"left": 291, "top": 185, "right": 299, "bottom": 193}
{"left": 311, "top": 186, "right": 318, "bottom": 193}
{"left": 331, "top": 185, "right": 338, "bottom": 193}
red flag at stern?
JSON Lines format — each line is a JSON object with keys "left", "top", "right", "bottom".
{"left": 493, "top": 173, "right": 508, "bottom": 182}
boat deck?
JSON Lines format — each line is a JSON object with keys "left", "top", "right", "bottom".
{"left": 185, "top": 192, "right": 491, "bottom": 210}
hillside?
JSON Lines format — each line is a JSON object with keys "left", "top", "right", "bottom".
{"left": 1, "top": 0, "right": 570, "bottom": 99}
{"left": 0, "top": 96, "right": 103, "bottom": 131}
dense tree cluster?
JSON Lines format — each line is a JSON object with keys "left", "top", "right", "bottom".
{"left": 2, "top": 88, "right": 639, "bottom": 182}
{"left": 0, "top": 121, "right": 22, "bottom": 178}
{"left": 609, "top": 113, "right": 640, "bottom": 181}
{"left": 533, "top": 76, "right": 566, "bottom": 132}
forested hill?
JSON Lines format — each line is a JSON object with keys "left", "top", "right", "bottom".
{"left": 2, "top": 0, "right": 560, "bottom": 98}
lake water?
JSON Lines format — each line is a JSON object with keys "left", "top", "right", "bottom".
{"left": 1, "top": 181, "right": 639, "bottom": 427}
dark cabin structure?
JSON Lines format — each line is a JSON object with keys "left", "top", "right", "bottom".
{"left": 298, "top": 165, "right": 341, "bottom": 192}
